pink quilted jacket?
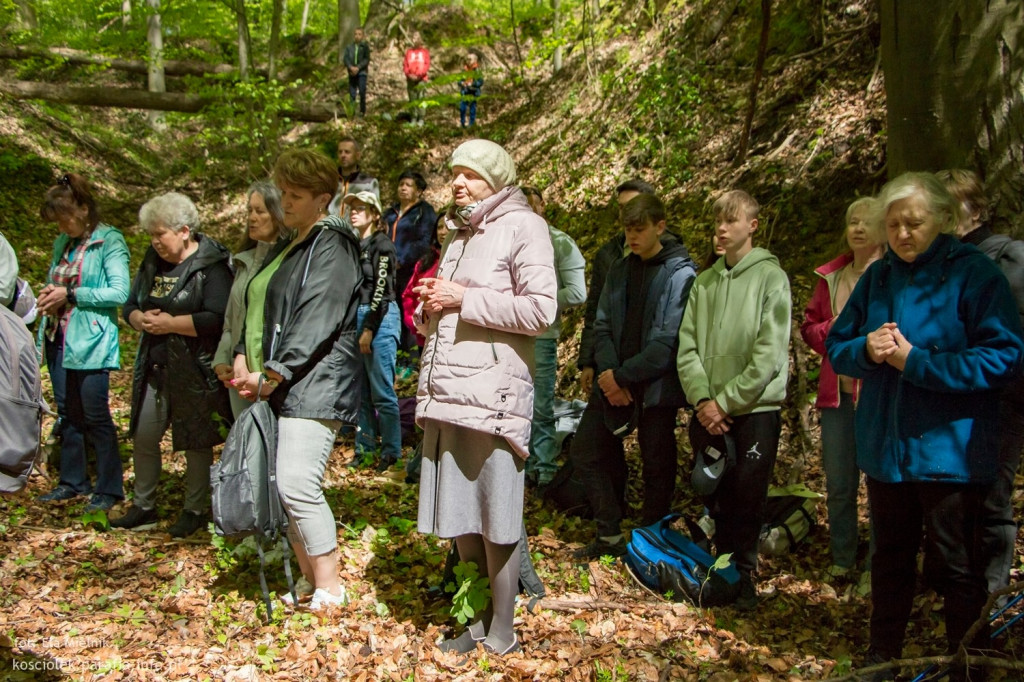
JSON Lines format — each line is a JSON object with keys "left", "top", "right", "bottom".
{"left": 415, "top": 186, "right": 557, "bottom": 458}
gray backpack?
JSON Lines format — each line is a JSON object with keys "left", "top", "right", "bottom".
{"left": 210, "top": 396, "right": 295, "bottom": 618}
{"left": 0, "top": 304, "right": 43, "bottom": 493}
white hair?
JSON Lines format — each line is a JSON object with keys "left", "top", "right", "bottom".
{"left": 139, "top": 192, "right": 200, "bottom": 234}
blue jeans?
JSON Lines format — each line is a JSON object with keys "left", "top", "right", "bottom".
{"left": 348, "top": 72, "right": 367, "bottom": 115}
{"left": 356, "top": 302, "right": 402, "bottom": 460}
{"left": 819, "top": 393, "right": 861, "bottom": 568}
{"left": 460, "top": 98, "right": 477, "bottom": 126}
{"left": 45, "top": 335, "right": 123, "bottom": 498}
{"left": 527, "top": 338, "right": 559, "bottom": 485}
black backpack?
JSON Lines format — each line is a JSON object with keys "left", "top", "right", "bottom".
{"left": 209, "top": 397, "right": 295, "bottom": 618}
{"left": 0, "top": 304, "right": 44, "bottom": 493}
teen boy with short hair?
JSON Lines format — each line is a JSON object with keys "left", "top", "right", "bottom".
{"left": 572, "top": 193, "right": 696, "bottom": 559}
{"left": 676, "top": 189, "right": 791, "bottom": 609}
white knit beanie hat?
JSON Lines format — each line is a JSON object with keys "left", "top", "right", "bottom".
{"left": 449, "top": 139, "right": 517, "bottom": 191}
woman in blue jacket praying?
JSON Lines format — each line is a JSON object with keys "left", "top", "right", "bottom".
{"left": 826, "top": 172, "right": 1024, "bottom": 678}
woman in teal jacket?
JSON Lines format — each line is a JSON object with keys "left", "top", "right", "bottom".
{"left": 36, "top": 173, "right": 130, "bottom": 512}
{"left": 826, "top": 172, "right": 1024, "bottom": 674}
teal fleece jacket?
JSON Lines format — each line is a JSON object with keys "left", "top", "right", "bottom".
{"left": 677, "top": 247, "right": 791, "bottom": 415}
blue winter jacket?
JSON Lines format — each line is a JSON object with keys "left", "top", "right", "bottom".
{"left": 595, "top": 241, "right": 696, "bottom": 408}
{"left": 825, "top": 234, "right": 1024, "bottom": 484}
{"left": 39, "top": 223, "right": 130, "bottom": 371}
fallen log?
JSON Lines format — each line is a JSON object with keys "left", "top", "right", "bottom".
{"left": 0, "top": 45, "right": 241, "bottom": 77}
{"left": 0, "top": 79, "right": 336, "bottom": 122}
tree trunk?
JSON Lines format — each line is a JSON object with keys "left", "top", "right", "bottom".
{"left": 734, "top": 0, "right": 772, "bottom": 166}
{"left": 881, "top": 0, "right": 1024, "bottom": 233}
{"left": 14, "top": 0, "right": 38, "bottom": 30}
{"left": 553, "top": 0, "right": 563, "bottom": 73}
{"left": 146, "top": 0, "right": 166, "bottom": 130}
{"left": 234, "top": 0, "right": 252, "bottom": 82}
{"left": 300, "top": 0, "right": 310, "bottom": 36}
{"left": 269, "top": 0, "right": 283, "bottom": 81}
{"left": 0, "top": 46, "right": 243, "bottom": 77}
{"left": 338, "top": 0, "right": 359, "bottom": 65}
{"left": 122, "top": 0, "right": 131, "bottom": 29}
{"left": 0, "top": 79, "right": 338, "bottom": 122}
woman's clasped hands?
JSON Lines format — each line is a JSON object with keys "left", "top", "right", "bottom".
{"left": 866, "top": 322, "right": 913, "bottom": 370}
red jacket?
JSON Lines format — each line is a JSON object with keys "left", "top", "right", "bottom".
{"left": 800, "top": 252, "right": 861, "bottom": 409}
{"left": 401, "top": 252, "right": 439, "bottom": 347}
{"left": 403, "top": 48, "right": 430, "bottom": 81}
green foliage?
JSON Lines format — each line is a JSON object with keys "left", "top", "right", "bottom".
{"left": 445, "top": 560, "right": 491, "bottom": 625}
{"left": 183, "top": 76, "right": 293, "bottom": 179}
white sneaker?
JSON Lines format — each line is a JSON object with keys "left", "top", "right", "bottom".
{"left": 280, "top": 576, "right": 315, "bottom": 606}
{"left": 308, "top": 586, "right": 349, "bottom": 611}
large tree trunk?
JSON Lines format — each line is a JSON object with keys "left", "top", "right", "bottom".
{"left": 881, "top": 0, "right": 1024, "bottom": 232}
{"left": 0, "top": 46, "right": 254, "bottom": 77}
{"left": 0, "top": 79, "right": 338, "bottom": 122}
{"left": 338, "top": 0, "right": 359, "bottom": 65}
{"left": 146, "top": 0, "right": 166, "bottom": 130}
{"left": 122, "top": 0, "right": 131, "bottom": 29}
{"left": 269, "top": 0, "right": 283, "bottom": 81}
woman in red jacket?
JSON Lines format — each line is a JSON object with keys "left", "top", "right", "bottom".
{"left": 800, "top": 197, "right": 884, "bottom": 582}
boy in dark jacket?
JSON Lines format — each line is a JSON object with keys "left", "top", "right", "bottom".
{"left": 572, "top": 194, "right": 696, "bottom": 559}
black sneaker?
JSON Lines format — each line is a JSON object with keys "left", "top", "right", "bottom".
{"left": 734, "top": 575, "right": 759, "bottom": 611}
{"left": 375, "top": 456, "right": 397, "bottom": 473}
{"left": 84, "top": 494, "right": 117, "bottom": 513}
{"left": 39, "top": 485, "right": 82, "bottom": 502}
{"left": 572, "top": 537, "right": 627, "bottom": 560}
{"left": 109, "top": 504, "right": 158, "bottom": 530}
{"left": 168, "top": 510, "right": 208, "bottom": 538}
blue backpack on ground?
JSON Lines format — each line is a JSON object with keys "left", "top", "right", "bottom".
{"left": 624, "top": 513, "right": 741, "bottom": 607}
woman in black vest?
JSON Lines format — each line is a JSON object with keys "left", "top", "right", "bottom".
{"left": 111, "top": 192, "right": 233, "bottom": 538}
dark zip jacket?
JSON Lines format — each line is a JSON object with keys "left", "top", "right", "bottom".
{"left": 359, "top": 230, "right": 397, "bottom": 335}
{"left": 343, "top": 41, "right": 370, "bottom": 75}
{"left": 578, "top": 231, "right": 682, "bottom": 371}
{"left": 241, "top": 215, "right": 363, "bottom": 422}
{"left": 383, "top": 199, "right": 438, "bottom": 268}
{"left": 126, "top": 234, "right": 234, "bottom": 449}
{"left": 594, "top": 240, "right": 696, "bottom": 408}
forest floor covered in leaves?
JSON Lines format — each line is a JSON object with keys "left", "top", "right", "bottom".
{"left": 1, "top": 366, "right": 1022, "bottom": 681}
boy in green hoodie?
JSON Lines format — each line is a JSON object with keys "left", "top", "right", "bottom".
{"left": 676, "top": 190, "right": 791, "bottom": 610}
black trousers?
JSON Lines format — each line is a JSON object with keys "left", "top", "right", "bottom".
{"left": 867, "top": 478, "right": 989, "bottom": 658}
{"left": 696, "top": 410, "right": 780, "bottom": 576}
{"left": 571, "top": 401, "right": 679, "bottom": 537}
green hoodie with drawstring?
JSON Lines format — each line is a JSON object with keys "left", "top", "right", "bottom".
{"left": 676, "top": 247, "right": 791, "bottom": 416}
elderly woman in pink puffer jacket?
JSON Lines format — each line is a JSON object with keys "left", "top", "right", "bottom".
{"left": 414, "top": 139, "right": 557, "bottom": 656}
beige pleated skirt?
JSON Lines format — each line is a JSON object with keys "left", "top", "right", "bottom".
{"left": 416, "top": 418, "right": 525, "bottom": 545}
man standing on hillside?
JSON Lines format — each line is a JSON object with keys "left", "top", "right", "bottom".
{"left": 343, "top": 27, "right": 371, "bottom": 118}
{"left": 327, "top": 135, "right": 379, "bottom": 221}
{"left": 403, "top": 35, "right": 430, "bottom": 126}
{"left": 677, "top": 189, "right": 791, "bottom": 611}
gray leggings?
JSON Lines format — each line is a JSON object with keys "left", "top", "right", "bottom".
{"left": 277, "top": 416, "right": 341, "bottom": 557}
{"left": 132, "top": 372, "right": 213, "bottom": 513}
